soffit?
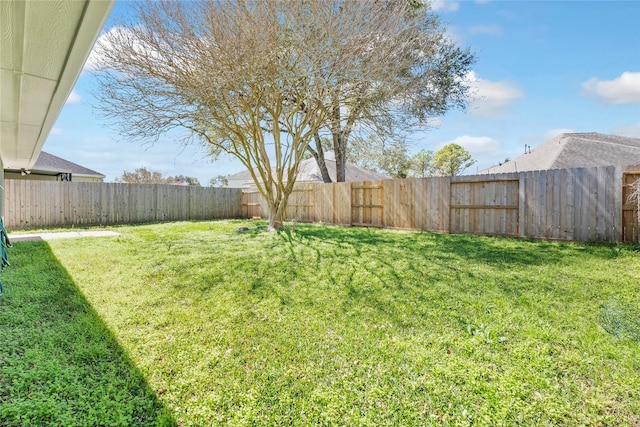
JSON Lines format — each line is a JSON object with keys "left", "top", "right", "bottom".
{"left": 0, "top": 0, "right": 114, "bottom": 169}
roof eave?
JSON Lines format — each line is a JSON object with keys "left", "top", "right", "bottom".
{"left": 28, "top": 0, "right": 115, "bottom": 169}
{"left": 1, "top": 0, "right": 115, "bottom": 170}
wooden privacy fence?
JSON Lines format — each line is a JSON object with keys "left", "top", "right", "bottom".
{"left": 3, "top": 165, "right": 638, "bottom": 242}
{"left": 243, "top": 165, "right": 640, "bottom": 243}
{"left": 3, "top": 180, "right": 243, "bottom": 229}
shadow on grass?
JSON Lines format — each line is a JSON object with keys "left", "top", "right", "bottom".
{"left": 292, "top": 223, "right": 593, "bottom": 267}
{"left": 0, "top": 241, "right": 176, "bottom": 427}
{"left": 267, "top": 224, "right": 604, "bottom": 328}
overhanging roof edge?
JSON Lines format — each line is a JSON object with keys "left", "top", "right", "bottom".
{"left": 27, "top": 0, "right": 115, "bottom": 169}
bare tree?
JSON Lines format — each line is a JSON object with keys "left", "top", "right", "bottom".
{"left": 378, "top": 139, "right": 412, "bottom": 179}
{"left": 93, "top": 1, "right": 473, "bottom": 228}
{"left": 346, "top": 134, "right": 411, "bottom": 177}
{"left": 209, "top": 175, "right": 228, "bottom": 188}
{"left": 173, "top": 175, "right": 201, "bottom": 186}
{"left": 301, "top": 1, "right": 475, "bottom": 182}
{"left": 116, "top": 167, "right": 174, "bottom": 185}
{"left": 93, "top": 0, "right": 335, "bottom": 230}
{"left": 346, "top": 135, "right": 386, "bottom": 174}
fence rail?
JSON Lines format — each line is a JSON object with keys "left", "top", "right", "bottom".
{"left": 242, "top": 165, "right": 640, "bottom": 243}
{"left": 3, "top": 180, "right": 243, "bottom": 229}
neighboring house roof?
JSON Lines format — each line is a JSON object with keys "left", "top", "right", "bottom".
{"left": 8, "top": 151, "right": 106, "bottom": 179}
{"left": 480, "top": 132, "right": 640, "bottom": 174}
{"left": 227, "top": 152, "right": 389, "bottom": 186}
{"left": 297, "top": 152, "right": 390, "bottom": 182}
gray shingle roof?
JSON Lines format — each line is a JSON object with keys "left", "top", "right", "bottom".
{"left": 480, "top": 132, "right": 640, "bottom": 174}
{"left": 296, "top": 155, "right": 390, "bottom": 182}
{"left": 30, "top": 151, "right": 105, "bottom": 178}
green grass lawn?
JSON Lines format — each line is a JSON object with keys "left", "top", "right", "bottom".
{"left": 1, "top": 220, "right": 639, "bottom": 426}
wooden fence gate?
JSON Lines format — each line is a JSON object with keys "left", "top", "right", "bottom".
{"left": 622, "top": 168, "right": 640, "bottom": 243}
{"left": 351, "top": 184, "right": 383, "bottom": 227}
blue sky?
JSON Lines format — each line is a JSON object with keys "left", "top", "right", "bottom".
{"left": 45, "top": 0, "right": 640, "bottom": 183}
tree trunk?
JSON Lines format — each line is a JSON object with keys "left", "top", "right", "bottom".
{"left": 267, "top": 201, "right": 286, "bottom": 231}
{"left": 333, "top": 133, "right": 347, "bottom": 182}
{"left": 310, "top": 133, "right": 332, "bottom": 183}
{"left": 329, "top": 104, "right": 347, "bottom": 183}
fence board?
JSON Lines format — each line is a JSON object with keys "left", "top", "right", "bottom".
{"left": 518, "top": 176, "right": 526, "bottom": 237}
{"left": 333, "top": 182, "right": 352, "bottom": 225}
{"left": 440, "top": 177, "right": 451, "bottom": 233}
{"left": 548, "top": 170, "right": 558, "bottom": 239}
{"left": 286, "top": 185, "right": 314, "bottom": 222}
{"left": 595, "top": 167, "right": 606, "bottom": 240}
{"left": 586, "top": 168, "right": 598, "bottom": 241}
{"left": 413, "top": 179, "right": 425, "bottom": 230}
{"left": 533, "top": 170, "right": 541, "bottom": 237}
{"left": 571, "top": 169, "right": 583, "bottom": 241}
{"left": 395, "top": 179, "right": 412, "bottom": 229}
{"left": 382, "top": 180, "right": 395, "bottom": 228}
{"left": 558, "top": 170, "right": 569, "bottom": 239}
{"left": 318, "top": 185, "right": 333, "bottom": 224}
{"left": 424, "top": 178, "right": 435, "bottom": 231}
{"left": 525, "top": 172, "right": 534, "bottom": 237}
{"left": 544, "top": 170, "right": 553, "bottom": 238}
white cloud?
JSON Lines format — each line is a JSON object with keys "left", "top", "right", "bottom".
{"left": 77, "top": 150, "right": 119, "bottom": 161}
{"left": 85, "top": 26, "right": 150, "bottom": 72}
{"left": 431, "top": 0, "right": 459, "bottom": 12}
{"left": 85, "top": 27, "right": 124, "bottom": 71}
{"left": 544, "top": 128, "right": 575, "bottom": 140}
{"left": 582, "top": 71, "right": 640, "bottom": 104}
{"left": 65, "top": 90, "right": 81, "bottom": 104}
{"left": 468, "top": 25, "right": 503, "bottom": 36}
{"left": 438, "top": 135, "right": 500, "bottom": 154}
{"left": 50, "top": 127, "right": 64, "bottom": 136}
{"left": 84, "top": 49, "right": 101, "bottom": 72}
{"left": 465, "top": 71, "right": 524, "bottom": 117}
{"left": 519, "top": 128, "right": 576, "bottom": 147}
{"left": 612, "top": 123, "right": 640, "bottom": 138}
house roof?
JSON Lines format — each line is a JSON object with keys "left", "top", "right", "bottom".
{"left": 480, "top": 132, "right": 640, "bottom": 174}
{"left": 227, "top": 153, "right": 390, "bottom": 183}
{"left": 6, "top": 151, "right": 105, "bottom": 178}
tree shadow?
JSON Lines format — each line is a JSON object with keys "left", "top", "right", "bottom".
{"left": 0, "top": 241, "right": 176, "bottom": 426}
{"left": 265, "top": 223, "right": 623, "bottom": 331}
{"left": 293, "top": 223, "right": 596, "bottom": 268}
